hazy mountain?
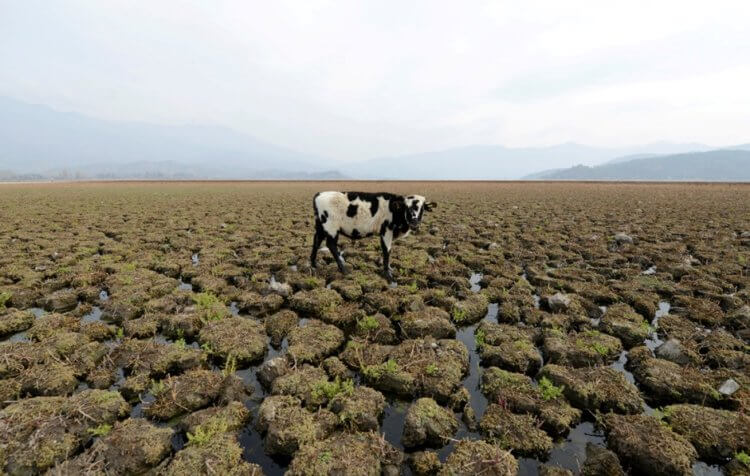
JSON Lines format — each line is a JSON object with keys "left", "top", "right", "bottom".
{"left": 526, "top": 150, "right": 750, "bottom": 181}
{"left": 0, "top": 97, "right": 340, "bottom": 179}
{"left": 343, "top": 142, "right": 713, "bottom": 180}
{"left": 602, "top": 153, "right": 661, "bottom": 165}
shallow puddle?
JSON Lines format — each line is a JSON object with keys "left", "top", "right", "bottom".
{"left": 82, "top": 306, "right": 103, "bottom": 323}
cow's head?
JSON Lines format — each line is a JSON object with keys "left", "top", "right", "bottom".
{"left": 404, "top": 195, "right": 437, "bottom": 230}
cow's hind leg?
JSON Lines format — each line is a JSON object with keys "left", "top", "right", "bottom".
{"left": 310, "top": 220, "right": 325, "bottom": 268}
{"left": 380, "top": 230, "right": 394, "bottom": 281}
{"left": 326, "top": 235, "right": 347, "bottom": 274}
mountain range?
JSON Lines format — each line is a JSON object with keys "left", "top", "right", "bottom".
{"left": 523, "top": 149, "right": 750, "bottom": 181}
{"left": 0, "top": 96, "right": 747, "bottom": 181}
{"left": 0, "top": 96, "right": 341, "bottom": 180}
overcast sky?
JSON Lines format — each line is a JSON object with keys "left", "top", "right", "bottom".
{"left": 1, "top": 0, "right": 749, "bottom": 161}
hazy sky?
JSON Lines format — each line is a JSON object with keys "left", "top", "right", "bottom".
{"left": 1, "top": 0, "right": 749, "bottom": 161}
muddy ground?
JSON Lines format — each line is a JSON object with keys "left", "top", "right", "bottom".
{"left": 0, "top": 181, "right": 748, "bottom": 476}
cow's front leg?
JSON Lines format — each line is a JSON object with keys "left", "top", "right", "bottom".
{"left": 380, "top": 230, "right": 394, "bottom": 281}
{"left": 326, "top": 235, "right": 347, "bottom": 274}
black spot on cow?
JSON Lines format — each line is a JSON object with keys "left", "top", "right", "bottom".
{"left": 320, "top": 210, "right": 328, "bottom": 224}
{"left": 380, "top": 220, "right": 390, "bottom": 235}
{"left": 347, "top": 203, "right": 358, "bottom": 217}
{"left": 351, "top": 229, "right": 361, "bottom": 239}
{"left": 347, "top": 191, "right": 386, "bottom": 217}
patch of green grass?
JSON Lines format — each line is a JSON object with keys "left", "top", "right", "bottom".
{"left": 312, "top": 377, "right": 354, "bottom": 401}
{"left": 92, "top": 390, "right": 122, "bottom": 404}
{"left": 186, "top": 419, "right": 230, "bottom": 446}
{"left": 0, "top": 291, "right": 11, "bottom": 309}
{"left": 305, "top": 277, "right": 322, "bottom": 288}
{"left": 425, "top": 363, "right": 440, "bottom": 376}
{"left": 87, "top": 423, "right": 112, "bottom": 437}
{"left": 475, "top": 329, "right": 486, "bottom": 349}
{"left": 192, "top": 292, "right": 227, "bottom": 321}
{"left": 174, "top": 337, "right": 186, "bottom": 349}
{"left": 591, "top": 342, "right": 609, "bottom": 356}
{"left": 363, "top": 359, "right": 400, "bottom": 380}
{"left": 538, "top": 376, "right": 564, "bottom": 401}
{"left": 452, "top": 306, "right": 467, "bottom": 323}
{"left": 115, "top": 327, "right": 124, "bottom": 340}
{"left": 513, "top": 339, "right": 532, "bottom": 351}
{"left": 319, "top": 451, "right": 333, "bottom": 463}
{"left": 357, "top": 315, "right": 380, "bottom": 332}
{"left": 405, "top": 281, "right": 419, "bottom": 293}
{"left": 192, "top": 291, "right": 222, "bottom": 309}
{"left": 222, "top": 354, "right": 237, "bottom": 377}
{"left": 150, "top": 379, "right": 167, "bottom": 396}
{"left": 736, "top": 451, "right": 750, "bottom": 467}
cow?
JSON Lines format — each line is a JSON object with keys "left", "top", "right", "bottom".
{"left": 310, "top": 191, "right": 437, "bottom": 281}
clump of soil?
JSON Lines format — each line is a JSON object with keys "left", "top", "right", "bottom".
{"left": 81, "top": 321, "right": 116, "bottom": 341}
{"left": 271, "top": 364, "right": 329, "bottom": 408}
{"left": 322, "top": 356, "right": 353, "bottom": 380}
{"left": 627, "top": 346, "right": 724, "bottom": 406}
{"left": 362, "top": 338, "right": 468, "bottom": 403}
{"left": 479, "top": 403, "right": 553, "bottom": 456}
{"left": 0, "top": 309, "right": 34, "bottom": 337}
{"left": 123, "top": 314, "right": 159, "bottom": 338}
{"left": 539, "top": 364, "right": 644, "bottom": 414}
{"left": 257, "top": 395, "right": 337, "bottom": 456}
{"left": 672, "top": 295, "right": 725, "bottom": 326}
{"left": 265, "top": 309, "right": 299, "bottom": 346}
{"left": 602, "top": 413, "right": 697, "bottom": 476}
{"left": 599, "top": 303, "right": 649, "bottom": 348}
{"left": 258, "top": 356, "right": 291, "bottom": 389}
{"left": 662, "top": 403, "right": 750, "bottom": 461}
{"left": 351, "top": 312, "right": 398, "bottom": 344}
{"left": 112, "top": 338, "right": 203, "bottom": 379}
{"left": 402, "top": 397, "right": 459, "bottom": 448}
{"left": 328, "top": 385, "right": 386, "bottom": 431}
{"left": 162, "top": 432, "right": 263, "bottom": 475}
{"left": 54, "top": 417, "right": 173, "bottom": 474}
{"left": 287, "top": 431, "right": 403, "bottom": 476}
{"left": 339, "top": 339, "right": 393, "bottom": 370}
{"left": 582, "top": 443, "right": 625, "bottom": 476}
{"left": 0, "top": 389, "right": 129, "bottom": 474}
{"left": 289, "top": 288, "right": 343, "bottom": 318}
{"left": 439, "top": 439, "right": 517, "bottom": 476}
{"left": 477, "top": 321, "right": 542, "bottom": 375}
{"left": 180, "top": 400, "right": 252, "bottom": 435}
{"left": 543, "top": 329, "right": 622, "bottom": 367}
{"left": 239, "top": 291, "right": 284, "bottom": 316}
{"left": 145, "top": 369, "right": 235, "bottom": 420}
{"left": 451, "top": 293, "right": 489, "bottom": 324}
{"left": 286, "top": 320, "right": 345, "bottom": 364}
{"left": 198, "top": 316, "right": 268, "bottom": 365}
{"left": 400, "top": 306, "right": 456, "bottom": 339}
{"left": 410, "top": 450, "right": 442, "bottom": 475}
{"left": 26, "top": 313, "right": 80, "bottom": 340}
{"left": 481, "top": 366, "right": 581, "bottom": 435}
{"left": 43, "top": 289, "right": 79, "bottom": 312}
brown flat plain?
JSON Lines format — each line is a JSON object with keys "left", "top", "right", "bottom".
{"left": 0, "top": 181, "right": 748, "bottom": 475}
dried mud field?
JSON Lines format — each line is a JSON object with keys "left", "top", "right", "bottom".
{"left": 1, "top": 181, "right": 749, "bottom": 476}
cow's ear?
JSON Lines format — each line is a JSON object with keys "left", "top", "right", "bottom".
{"left": 424, "top": 201, "right": 437, "bottom": 212}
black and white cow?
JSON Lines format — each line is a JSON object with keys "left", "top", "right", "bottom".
{"left": 310, "top": 191, "right": 437, "bottom": 280}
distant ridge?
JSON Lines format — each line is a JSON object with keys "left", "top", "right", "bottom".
{"left": 0, "top": 96, "right": 342, "bottom": 180}
{"left": 524, "top": 150, "right": 750, "bottom": 181}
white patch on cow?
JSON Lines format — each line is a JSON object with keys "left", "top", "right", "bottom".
{"left": 315, "top": 191, "right": 393, "bottom": 239}
{"left": 382, "top": 227, "right": 393, "bottom": 251}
